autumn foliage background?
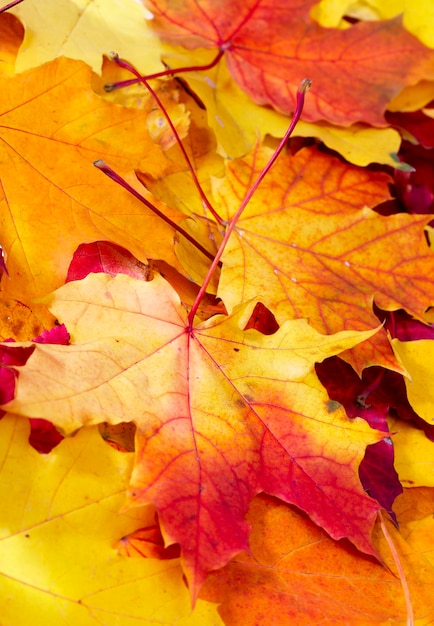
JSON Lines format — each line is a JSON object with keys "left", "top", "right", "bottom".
{"left": 1, "top": 0, "right": 434, "bottom": 624}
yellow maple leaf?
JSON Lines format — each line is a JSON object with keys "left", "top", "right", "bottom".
{"left": 10, "top": 0, "right": 164, "bottom": 74}
{"left": 213, "top": 145, "right": 434, "bottom": 371}
{"left": 0, "top": 414, "right": 222, "bottom": 625}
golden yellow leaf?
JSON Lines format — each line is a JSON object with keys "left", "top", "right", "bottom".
{"left": 214, "top": 145, "right": 433, "bottom": 372}
{"left": 0, "top": 414, "right": 222, "bottom": 625}
{"left": 311, "top": 0, "right": 434, "bottom": 48}
{"left": 0, "top": 296, "right": 44, "bottom": 341}
{"left": 310, "top": 0, "right": 404, "bottom": 27}
{"left": 388, "top": 80, "right": 434, "bottom": 113}
{"left": 389, "top": 417, "right": 434, "bottom": 488}
{"left": 392, "top": 338, "right": 434, "bottom": 425}
{"left": 403, "top": 0, "right": 434, "bottom": 48}
{"left": 10, "top": 0, "right": 165, "bottom": 74}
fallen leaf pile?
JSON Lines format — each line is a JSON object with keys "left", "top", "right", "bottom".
{"left": 1, "top": 0, "right": 434, "bottom": 624}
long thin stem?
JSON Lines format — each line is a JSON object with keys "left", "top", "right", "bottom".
{"left": 104, "top": 48, "right": 225, "bottom": 92}
{"left": 0, "top": 0, "right": 24, "bottom": 12}
{"left": 109, "top": 53, "right": 225, "bottom": 225}
{"left": 187, "top": 79, "right": 311, "bottom": 328}
{"left": 94, "top": 160, "right": 216, "bottom": 264}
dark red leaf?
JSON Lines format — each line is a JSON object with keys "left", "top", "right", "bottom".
{"left": 28, "top": 418, "right": 64, "bottom": 454}
{"left": 386, "top": 107, "right": 434, "bottom": 149}
{"left": 377, "top": 307, "right": 434, "bottom": 341}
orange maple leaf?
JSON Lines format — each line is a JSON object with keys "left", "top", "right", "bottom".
{"left": 0, "top": 55, "right": 188, "bottom": 307}
{"left": 212, "top": 145, "right": 434, "bottom": 371}
{"left": 143, "top": 0, "right": 434, "bottom": 125}
{"left": 3, "top": 272, "right": 382, "bottom": 600}
{"left": 200, "top": 491, "right": 434, "bottom": 625}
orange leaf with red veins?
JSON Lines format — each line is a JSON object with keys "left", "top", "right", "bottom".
{"left": 215, "top": 145, "right": 434, "bottom": 372}
{"left": 143, "top": 0, "right": 434, "bottom": 126}
{"left": 200, "top": 491, "right": 434, "bottom": 625}
{"left": 0, "top": 56, "right": 188, "bottom": 308}
{"left": 3, "top": 272, "right": 382, "bottom": 600}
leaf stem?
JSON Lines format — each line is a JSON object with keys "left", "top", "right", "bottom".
{"left": 187, "top": 79, "right": 311, "bottom": 328}
{"left": 104, "top": 48, "right": 225, "bottom": 91}
{"left": 0, "top": 0, "right": 24, "bottom": 12}
{"left": 378, "top": 510, "right": 414, "bottom": 626}
{"left": 108, "top": 53, "right": 225, "bottom": 226}
{"left": 93, "top": 160, "right": 216, "bottom": 264}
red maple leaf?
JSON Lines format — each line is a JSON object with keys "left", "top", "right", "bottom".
{"left": 144, "top": 0, "right": 434, "bottom": 125}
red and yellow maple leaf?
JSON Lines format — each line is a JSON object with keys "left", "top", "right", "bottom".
{"left": 143, "top": 0, "right": 434, "bottom": 126}
{"left": 2, "top": 271, "right": 382, "bottom": 599}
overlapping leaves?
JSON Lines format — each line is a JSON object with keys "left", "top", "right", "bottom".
{"left": 213, "top": 145, "right": 434, "bottom": 371}
{"left": 143, "top": 0, "right": 434, "bottom": 125}
{"left": 0, "top": 44, "right": 188, "bottom": 307}
{"left": 1, "top": 0, "right": 434, "bottom": 623}
{"left": 0, "top": 414, "right": 221, "bottom": 625}
{"left": 4, "top": 271, "right": 381, "bottom": 597}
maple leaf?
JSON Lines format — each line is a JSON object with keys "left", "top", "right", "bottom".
{"left": 2, "top": 271, "right": 382, "bottom": 599}
{"left": 200, "top": 491, "right": 434, "bottom": 625}
{"left": 10, "top": 0, "right": 165, "bottom": 75}
{"left": 208, "top": 144, "right": 434, "bottom": 371}
{"left": 387, "top": 108, "right": 434, "bottom": 149}
{"left": 143, "top": 0, "right": 434, "bottom": 125}
{"left": 392, "top": 141, "right": 434, "bottom": 215}
{"left": 142, "top": 45, "right": 406, "bottom": 168}
{"left": 0, "top": 55, "right": 192, "bottom": 312}
{"left": 0, "top": 414, "right": 221, "bottom": 625}
{"left": 66, "top": 240, "right": 223, "bottom": 318}
{"left": 2, "top": 0, "right": 434, "bottom": 621}
{"left": 66, "top": 241, "right": 153, "bottom": 283}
